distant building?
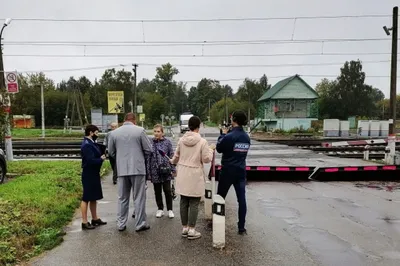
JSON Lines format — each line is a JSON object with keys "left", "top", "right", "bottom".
{"left": 255, "top": 75, "right": 318, "bottom": 131}
{"left": 13, "top": 115, "right": 36, "bottom": 128}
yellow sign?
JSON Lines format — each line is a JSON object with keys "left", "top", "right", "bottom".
{"left": 107, "top": 91, "right": 124, "bottom": 113}
{"left": 139, "top": 113, "right": 145, "bottom": 122}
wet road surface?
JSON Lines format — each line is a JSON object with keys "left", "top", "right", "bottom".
{"left": 30, "top": 172, "right": 400, "bottom": 266}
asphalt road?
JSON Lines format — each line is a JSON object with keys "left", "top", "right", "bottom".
{"left": 28, "top": 126, "right": 400, "bottom": 265}
{"left": 30, "top": 171, "right": 400, "bottom": 266}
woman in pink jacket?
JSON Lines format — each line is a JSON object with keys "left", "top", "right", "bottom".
{"left": 171, "top": 116, "right": 214, "bottom": 240}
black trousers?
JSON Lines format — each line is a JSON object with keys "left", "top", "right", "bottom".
{"left": 153, "top": 180, "right": 173, "bottom": 211}
{"left": 109, "top": 157, "right": 118, "bottom": 183}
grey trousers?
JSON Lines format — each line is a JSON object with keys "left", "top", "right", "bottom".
{"left": 180, "top": 195, "right": 201, "bottom": 227}
{"left": 117, "top": 175, "right": 148, "bottom": 230}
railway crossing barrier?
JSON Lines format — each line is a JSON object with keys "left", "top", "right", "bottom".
{"left": 215, "top": 164, "right": 400, "bottom": 182}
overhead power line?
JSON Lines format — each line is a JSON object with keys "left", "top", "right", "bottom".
{"left": 140, "top": 60, "right": 392, "bottom": 68}
{"left": 2, "top": 52, "right": 393, "bottom": 58}
{"left": 1, "top": 14, "right": 392, "bottom": 23}
{"left": 3, "top": 38, "right": 398, "bottom": 47}
{"left": 184, "top": 74, "right": 397, "bottom": 83}
{"left": 0, "top": 60, "right": 394, "bottom": 74}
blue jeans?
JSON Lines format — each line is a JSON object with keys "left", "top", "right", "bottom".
{"left": 217, "top": 174, "right": 247, "bottom": 231}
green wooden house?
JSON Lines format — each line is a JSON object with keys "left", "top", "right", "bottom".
{"left": 255, "top": 75, "right": 318, "bottom": 131}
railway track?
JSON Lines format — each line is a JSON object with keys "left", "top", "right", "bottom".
{"left": 4, "top": 140, "right": 394, "bottom": 160}
{"left": 305, "top": 145, "right": 399, "bottom": 152}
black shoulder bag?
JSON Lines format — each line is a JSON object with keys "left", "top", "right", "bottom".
{"left": 155, "top": 143, "right": 172, "bottom": 177}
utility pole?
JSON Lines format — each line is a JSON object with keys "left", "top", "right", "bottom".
{"left": 224, "top": 93, "right": 228, "bottom": 124}
{"left": 246, "top": 82, "right": 251, "bottom": 132}
{"left": 384, "top": 6, "right": 398, "bottom": 135}
{"left": 132, "top": 64, "right": 138, "bottom": 114}
{"left": 41, "top": 84, "right": 45, "bottom": 138}
{"left": 0, "top": 18, "right": 13, "bottom": 161}
{"left": 209, "top": 99, "right": 211, "bottom": 121}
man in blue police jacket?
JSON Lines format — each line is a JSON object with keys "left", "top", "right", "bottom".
{"left": 216, "top": 111, "right": 250, "bottom": 235}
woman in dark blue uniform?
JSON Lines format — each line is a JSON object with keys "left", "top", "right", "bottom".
{"left": 80, "top": 125, "right": 107, "bottom": 230}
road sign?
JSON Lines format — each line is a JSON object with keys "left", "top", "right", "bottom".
{"left": 5, "top": 71, "right": 19, "bottom": 93}
{"left": 91, "top": 108, "right": 103, "bottom": 131}
{"left": 139, "top": 113, "right": 145, "bottom": 122}
{"left": 165, "top": 116, "right": 170, "bottom": 120}
{"left": 137, "top": 105, "right": 143, "bottom": 113}
{"left": 107, "top": 91, "right": 124, "bottom": 114}
{"left": 160, "top": 114, "right": 165, "bottom": 119}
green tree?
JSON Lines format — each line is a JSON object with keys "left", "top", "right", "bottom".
{"left": 259, "top": 74, "right": 271, "bottom": 91}
{"left": 100, "top": 68, "right": 133, "bottom": 114}
{"left": 10, "top": 73, "right": 96, "bottom": 127}
{"left": 377, "top": 95, "right": 400, "bottom": 120}
{"left": 87, "top": 79, "right": 107, "bottom": 110}
{"left": 137, "top": 78, "right": 157, "bottom": 94}
{"left": 172, "top": 82, "right": 188, "bottom": 117}
{"left": 142, "top": 92, "right": 168, "bottom": 124}
{"left": 187, "top": 79, "right": 228, "bottom": 120}
{"left": 154, "top": 63, "right": 179, "bottom": 99}
{"left": 210, "top": 97, "right": 247, "bottom": 124}
{"left": 316, "top": 60, "right": 385, "bottom": 119}
{"left": 11, "top": 73, "right": 58, "bottom": 126}
{"left": 315, "top": 78, "right": 338, "bottom": 119}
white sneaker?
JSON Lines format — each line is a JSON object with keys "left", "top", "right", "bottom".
{"left": 188, "top": 228, "right": 201, "bottom": 240}
{"left": 182, "top": 227, "right": 189, "bottom": 237}
{"left": 156, "top": 210, "right": 164, "bottom": 218}
{"left": 168, "top": 210, "right": 175, "bottom": 219}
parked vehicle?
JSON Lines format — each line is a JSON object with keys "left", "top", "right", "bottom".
{"left": 0, "top": 148, "right": 7, "bottom": 184}
{"left": 179, "top": 112, "right": 193, "bottom": 134}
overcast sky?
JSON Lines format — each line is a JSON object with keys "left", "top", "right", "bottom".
{"left": 1, "top": 0, "right": 399, "bottom": 97}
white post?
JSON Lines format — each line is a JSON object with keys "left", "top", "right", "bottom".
{"left": 387, "top": 135, "right": 396, "bottom": 164}
{"left": 212, "top": 194, "right": 225, "bottom": 249}
{"left": 4, "top": 94, "right": 13, "bottom": 161}
{"left": 41, "top": 84, "right": 45, "bottom": 138}
{"left": 385, "top": 146, "right": 390, "bottom": 164}
{"left": 363, "top": 145, "right": 370, "bottom": 160}
{"left": 204, "top": 181, "right": 212, "bottom": 221}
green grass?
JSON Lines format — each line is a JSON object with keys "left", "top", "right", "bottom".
{"left": 11, "top": 128, "right": 154, "bottom": 140}
{"left": 0, "top": 160, "right": 110, "bottom": 265}
{"left": 204, "top": 121, "right": 218, "bottom": 127}
{"left": 11, "top": 128, "right": 83, "bottom": 139}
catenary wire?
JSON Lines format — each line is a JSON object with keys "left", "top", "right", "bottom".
{"left": 3, "top": 38, "right": 398, "bottom": 47}
{"left": 1, "top": 52, "right": 393, "bottom": 58}
{"left": 1, "top": 14, "right": 392, "bottom": 23}
{"left": 0, "top": 60, "right": 395, "bottom": 73}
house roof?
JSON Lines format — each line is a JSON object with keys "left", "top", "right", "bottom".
{"left": 257, "top": 74, "right": 318, "bottom": 102}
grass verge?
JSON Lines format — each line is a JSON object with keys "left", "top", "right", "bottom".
{"left": 0, "top": 160, "right": 111, "bottom": 265}
{"left": 12, "top": 129, "right": 83, "bottom": 139}
{"left": 11, "top": 128, "right": 155, "bottom": 140}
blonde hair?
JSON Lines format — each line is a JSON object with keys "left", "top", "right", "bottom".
{"left": 153, "top": 124, "right": 164, "bottom": 133}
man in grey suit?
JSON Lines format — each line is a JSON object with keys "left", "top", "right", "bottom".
{"left": 108, "top": 113, "right": 152, "bottom": 232}
{"left": 103, "top": 122, "right": 118, "bottom": 185}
